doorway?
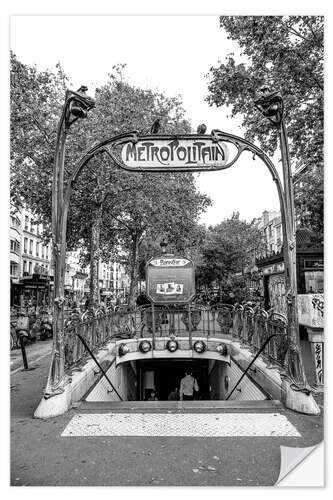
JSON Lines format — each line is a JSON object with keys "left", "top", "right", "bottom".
{"left": 137, "top": 359, "right": 210, "bottom": 401}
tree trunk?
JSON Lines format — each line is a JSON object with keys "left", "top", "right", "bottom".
{"left": 89, "top": 203, "right": 103, "bottom": 308}
{"left": 128, "top": 234, "right": 140, "bottom": 307}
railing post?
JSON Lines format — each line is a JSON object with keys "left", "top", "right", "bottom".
{"left": 152, "top": 304, "right": 156, "bottom": 350}
{"left": 188, "top": 303, "right": 192, "bottom": 349}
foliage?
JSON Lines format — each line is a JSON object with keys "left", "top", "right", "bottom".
{"left": 10, "top": 56, "right": 211, "bottom": 302}
{"left": 206, "top": 16, "right": 324, "bottom": 235}
{"left": 196, "top": 212, "right": 265, "bottom": 291}
{"left": 10, "top": 52, "right": 68, "bottom": 230}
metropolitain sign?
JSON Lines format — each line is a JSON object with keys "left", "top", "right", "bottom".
{"left": 121, "top": 137, "right": 229, "bottom": 170}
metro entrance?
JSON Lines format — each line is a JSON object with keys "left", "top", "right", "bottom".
{"left": 35, "top": 85, "right": 320, "bottom": 419}
{"left": 137, "top": 359, "right": 210, "bottom": 401}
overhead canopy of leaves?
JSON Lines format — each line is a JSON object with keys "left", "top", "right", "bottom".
{"left": 206, "top": 16, "right": 323, "bottom": 234}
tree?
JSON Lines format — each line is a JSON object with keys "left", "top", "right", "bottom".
{"left": 101, "top": 171, "right": 211, "bottom": 305}
{"left": 11, "top": 55, "right": 210, "bottom": 305}
{"left": 10, "top": 52, "right": 68, "bottom": 229}
{"left": 206, "top": 16, "right": 324, "bottom": 235}
{"left": 196, "top": 212, "right": 265, "bottom": 295}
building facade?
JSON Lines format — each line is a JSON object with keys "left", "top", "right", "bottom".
{"left": 10, "top": 207, "right": 22, "bottom": 282}
{"left": 10, "top": 205, "right": 53, "bottom": 307}
{"left": 21, "top": 207, "right": 52, "bottom": 277}
{"left": 255, "top": 210, "right": 283, "bottom": 257}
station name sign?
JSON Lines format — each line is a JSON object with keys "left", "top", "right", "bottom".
{"left": 149, "top": 258, "right": 189, "bottom": 267}
{"left": 121, "top": 138, "right": 229, "bottom": 169}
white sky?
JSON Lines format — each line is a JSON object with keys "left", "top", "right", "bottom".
{"left": 10, "top": 15, "right": 285, "bottom": 225}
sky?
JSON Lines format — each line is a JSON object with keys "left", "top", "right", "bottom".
{"left": 10, "top": 15, "right": 282, "bottom": 225}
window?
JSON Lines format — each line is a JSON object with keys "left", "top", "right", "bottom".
{"left": 24, "top": 237, "right": 28, "bottom": 253}
{"left": 269, "top": 224, "right": 273, "bottom": 237}
{"left": 10, "top": 239, "right": 20, "bottom": 254}
{"left": 25, "top": 215, "right": 29, "bottom": 231}
{"left": 29, "top": 240, "right": 33, "bottom": 254}
{"left": 23, "top": 260, "right": 27, "bottom": 273}
{"left": 42, "top": 245, "right": 45, "bottom": 259}
{"left": 36, "top": 242, "right": 39, "bottom": 257}
{"left": 30, "top": 219, "right": 35, "bottom": 233}
{"left": 28, "top": 262, "right": 32, "bottom": 274}
{"left": 10, "top": 261, "right": 19, "bottom": 276}
{"left": 45, "top": 246, "right": 49, "bottom": 260}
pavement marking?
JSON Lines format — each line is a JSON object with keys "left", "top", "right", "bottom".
{"left": 61, "top": 412, "right": 301, "bottom": 437}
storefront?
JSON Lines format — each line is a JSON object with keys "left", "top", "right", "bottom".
{"left": 17, "top": 272, "right": 53, "bottom": 308}
{"left": 256, "top": 228, "right": 323, "bottom": 315}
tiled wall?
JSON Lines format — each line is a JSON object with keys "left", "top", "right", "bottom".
{"left": 86, "top": 360, "right": 136, "bottom": 402}
{"left": 209, "top": 359, "right": 267, "bottom": 401}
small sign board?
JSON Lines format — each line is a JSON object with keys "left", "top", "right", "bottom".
{"left": 146, "top": 255, "right": 195, "bottom": 304}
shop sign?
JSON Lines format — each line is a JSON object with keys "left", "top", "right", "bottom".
{"left": 146, "top": 255, "right": 195, "bottom": 304}
{"left": 121, "top": 138, "right": 229, "bottom": 170}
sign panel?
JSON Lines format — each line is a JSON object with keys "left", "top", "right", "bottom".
{"left": 121, "top": 138, "right": 229, "bottom": 170}
{"left": 146, "top": 255, "right": 195, "bottom": 304}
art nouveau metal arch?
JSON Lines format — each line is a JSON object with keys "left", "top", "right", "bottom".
{"left": 41, "top": 89, "right": 313, "bottom": 418}
{"left": 32, "top": 85, "right": 321, "bottom": 421}
{"left": 64, "top": 129, "right": 287, "bottom": 222}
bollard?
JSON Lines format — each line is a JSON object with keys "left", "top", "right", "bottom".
{"left": 19, "top": 335, "right": 29, "bottom": 370}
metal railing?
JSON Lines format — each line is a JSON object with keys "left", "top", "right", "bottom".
{"left": 231, "top": 304, "right": 288, "bottom": 369}
{"left": 62, "top": 302, "right": 288, "bottom": 372}
{"left": 63, "top": 303, "right": 234, "bottom": 371}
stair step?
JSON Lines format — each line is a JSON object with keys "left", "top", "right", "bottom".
{"left": 77, "top": 399, "right": 283, "bottom": 412}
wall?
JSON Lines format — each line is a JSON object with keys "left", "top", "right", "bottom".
{"left": 208, "top": 359, "right": 267, "bottom": 401}
{"left": 298, "top": 293, "right": 324, "bottom": 329}
{"left": 86, "top": 360, "right": 137, "bottom": 402}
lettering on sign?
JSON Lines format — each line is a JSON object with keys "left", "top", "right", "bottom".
{"left": 150, "top": 258, "right": 189, "bottom": 267}
{"left": 121, "top": 138, "right": 229, "bottom": 169}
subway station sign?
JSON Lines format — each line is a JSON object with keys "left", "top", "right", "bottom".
{"left": 121, "top": 137, "right": 229, "bottom": 170}
{"left": 146, "top": 255, "right": 195, "bottom": 304}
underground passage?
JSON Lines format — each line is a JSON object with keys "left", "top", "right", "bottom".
{"left": 84, "top": 356, "right": 269, "bottom": 403}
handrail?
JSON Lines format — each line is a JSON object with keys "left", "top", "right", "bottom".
{"left": 225, "top": 333, "right": 278, "bottom": 401}
{"left": 75, "top": 333, "right": 123, "bottom": 401}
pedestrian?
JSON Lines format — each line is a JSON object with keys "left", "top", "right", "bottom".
{"left": 168, "top": 387, "right": 180, "bottom": 401}
{"left": 179, "top": 371, "right": 199, "bottom": 401}
{"left": 147, "top": 390, "right": 158, "bottom": 401}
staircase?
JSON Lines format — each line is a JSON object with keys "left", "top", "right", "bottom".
{"left": 77, "top": 399, "right": 283, "bottom": 412}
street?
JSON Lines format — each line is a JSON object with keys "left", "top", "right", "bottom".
{"left": 10, "top": 338, "right": 53, "bottom": 373}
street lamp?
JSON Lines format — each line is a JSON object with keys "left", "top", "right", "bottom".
{"left": 254, "top": 86, "right": 310, "bottom": 395}
{"left": 43, "top": 87, "right": 95, "bottom": 400}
